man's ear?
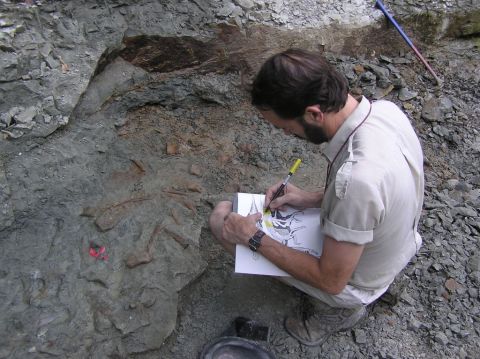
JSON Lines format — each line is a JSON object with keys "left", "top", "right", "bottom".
{"left": 304, "top": 105, "right": 324, "bottom": 125}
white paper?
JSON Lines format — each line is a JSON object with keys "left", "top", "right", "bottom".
{"left": 234, "top": 193, "right": 323, "bottom": 276}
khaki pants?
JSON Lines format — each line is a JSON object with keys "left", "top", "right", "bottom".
{"left": 278, "top": 276, "right": 390, "bottom": 309}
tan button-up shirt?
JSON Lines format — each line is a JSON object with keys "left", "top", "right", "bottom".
{"left": 321, "top": 96, "right": 424, "bottom": 290}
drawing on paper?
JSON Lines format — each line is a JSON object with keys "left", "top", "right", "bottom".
{"left": 247, "top": 194, "right": 320, "bottom": 258}
{"left": 234, "top": 192, "right": 323, "bottom": 276}
{"left": 248, "top": 194, "right": 320, "bottom": 258}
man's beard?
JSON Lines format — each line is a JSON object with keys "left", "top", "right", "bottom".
{"left": 296, "top": 116, "right": 328, "bottom": 144}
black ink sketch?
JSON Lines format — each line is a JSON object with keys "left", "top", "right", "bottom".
{"left": 247, "top": 194, "right": 309, "bottom": 247}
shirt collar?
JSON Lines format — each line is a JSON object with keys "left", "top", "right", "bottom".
{"left": 323, "top": 96, "right": 371, "bottom": 163}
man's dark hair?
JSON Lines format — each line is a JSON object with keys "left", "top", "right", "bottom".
{"left": 250, "top": 48, "right": 349, "bottom": 119}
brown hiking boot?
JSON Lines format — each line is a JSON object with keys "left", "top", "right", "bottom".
{"left": 284, "top": 305, "right": 367, "bottom": 346}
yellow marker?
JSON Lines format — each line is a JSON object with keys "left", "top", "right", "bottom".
{"left": 264, "top": 158, "right": 302, "bottom": 213}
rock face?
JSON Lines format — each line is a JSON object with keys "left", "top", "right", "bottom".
{"left": 0, "top": 1, "right": 479, "bottom": 359}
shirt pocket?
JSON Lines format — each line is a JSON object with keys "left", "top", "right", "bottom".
{"left": 335, "top": 138, "right": 356, "bottom": 199}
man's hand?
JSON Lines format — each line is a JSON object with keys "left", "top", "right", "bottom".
{"left": 222, "top": 212, "right": 262, "bottom": 246}
{"left": 265, "top": 182, "right": 323, "bottom": 211}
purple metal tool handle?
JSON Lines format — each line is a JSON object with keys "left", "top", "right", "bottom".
{"left": 375, "top": 0, "right": 442, "bottom": 84}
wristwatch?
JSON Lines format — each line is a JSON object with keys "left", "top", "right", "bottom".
{"left": 248, "top": 229, "right": 265, "bottom": 252}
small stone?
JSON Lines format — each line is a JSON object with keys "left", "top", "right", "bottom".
{"left": 433, "top": 125, "right": 450, "bottom": 137}
{"left": 353, "top": 328, "right": 367, "bottom": 344}
{"left": 392, "top": 57, "right": 412, "bottom": 64}
{"left": 444, "top": 179, "right": 460, "bottom": 190}
{"left": 1, "top": 129, "right": 24, "bottom": 139}
{"left": 468, "top": 288, "right": 478, "bottom": 298}
{"left": 217, "top": 3, "right": 236, "bottom": 17}
{"left": 469, "top": 271, "right": 480, "bottom": 285}
{"left": 126, "top": 251, "right": 153, "bottom": 268}
{"left": 445, "top": 278, "right": 460, "bottom": 292}
{"left": 423, "top": 217, "right": 435, "bottom": 228}
{"left": 458, "top": 348, "right": 468, "bottom": 359}
{"left": 434, "top": 331, "right": 449, "bottom": 345}
{"left": 58, "top": 116, "right": 69, "bottom": 126}
{"left": 438, "top": 96, "right": 453, "bottom": 113}
{"left": 398, "top": 87, "right": 418, "bottom": 101}
{"left": 421, "top": 96, "right": 453, "bottom": 122}
{"left": 256, "top": 160, "right": 268, "bottom": 170}
{"left": 360, "top": 71, "right": 376, "bottom": 83}
{"left": 422, "top": 98, "right": 443, "bottom": 122}
{"left": 189, "top": 164, "right": 202, "bottom": 176}
{"left": 0, "top": 106, "right": 22, "bottom": 126}
{"left": 452, "top": 206, "right": 477, "bottom": 217}
{"left": 166, "top": 142, "right": 179, "bottom": 155}
{"left": 392, "top": 77, "right": 407, "bottom": 89}
{"left": 448, "top": 313, "right": 458, "bottom": 322}
{"left": 379, "top": 55, "right": 392, "bottom": 63}
{"left": 450, "top": 324, "right": 461, "bottom": 334}
{"left": 400, "top": 291, "right": 415, "bottom": 305}
{"left": 467, "top": 255, "right": 480, "bottom": 272}
{"left": 408, "top": 317, "right": 422, "bottom": 331}
{"left": 235, "top": 0, "right": 255, "bottom": 10}
{"left": 373, "top": 84, "right": 394, "bottom": 100}
{"left": 186, "top": 182, "right": 204, "bottom": 193}
{"left": 353, "top": 64, "right": 365, "bottom": 74}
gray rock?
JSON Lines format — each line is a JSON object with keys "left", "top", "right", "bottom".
{"left": 353, "top": 328, "right": 367, "bottom": 344}
{"left": 360, "top": 71, "right": 377, "bottom": 84}
{"left": 366, "top": 63, "right": 390, "bottom": 88}
{"left": 217, "top": 3, "right": 237, "bottom": 17}
{"left": 469, "top": 271, "right": 480, "bottom": 285}
{"left": 408, "top": 317, "right": 423, "bottom": 331}
{"left": 421, "top": 96, "right": 453, "bottom": 122}
{"left": 0, "top": 106, "right": 22, "bottom": 126}
{"left": 433, "top": 125, "right": 450, "bottom": 137}
{"left": 467, "top": 255, "right": 480, "bottom": 272}
{"left": 440, "top": 96, "right": 454, "bottom": 113}
{"left": 398, "top": 87, "right": 418, "bottom": 101}
{"left": 422, "top": 98, "right": 443, "bottom": 122}
{"left": 434, "top": 331, "right": 449, "bottom": 345}
{"left": 15, "top": 106, "right": 37, "bottom": 124}
{"left": 423, "top": 217, "right": 436, "bottom": 227}
{"left": 451, "top": 324, "right": 461, "bottom": 334}
{"left": 458, "top": 348, "right": 468, "bottom": 359}
{"left": 379, "top": 55, "right": 392, "bottom": 63}
{"left": 0, "top": 51, "right": 18, "bottom": 82}
{"left": 191, "top": 74, "right": 236, "bottom": 105}
{"left": 235, "top": 0, "right": 255, "bottom": 10}
{"left": 400, "top": 291, "right": 416, "bottom": 305}
{"left": 444, "top": 179, "right": 460, "bottom": 190}
{"left": 392, "top": 57, "right": 412, "bottom": 64}
{"left": 0, "top": 162, "right": 14, "bottom": 228}
{"left": 451, "top": 206, "right": 477, "bottom": 217}
{"left": 45, "top": 54, "right": 59, "bottom": 69}
{"left": 392, "top": 77, "right": 407, "bottom": 89}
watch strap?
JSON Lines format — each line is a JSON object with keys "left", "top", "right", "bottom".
{"left": 248, "top": 229, "right": 265, "bottom": 252}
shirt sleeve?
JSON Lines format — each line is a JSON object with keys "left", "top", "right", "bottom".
{"left": 322, "top": 176, "right": 385, "bottom": 245}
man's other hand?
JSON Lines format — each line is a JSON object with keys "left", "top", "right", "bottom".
{"left": 222, "top": 212, "right": 262, "bottom": 246}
